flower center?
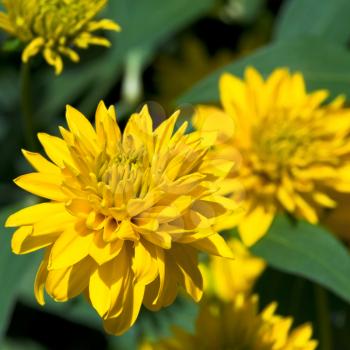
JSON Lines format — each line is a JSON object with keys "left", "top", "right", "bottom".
{"left": 250, "top": 110, "right": 313, "bottom": 179}
{"left": 98, "top": 144, "right": 151, "bottom": 201}
{"left": 31, "top": 0, "right": 106, "bottom": 38}
{"left": 37, "top": 0, "right": 104, "bottom": 18}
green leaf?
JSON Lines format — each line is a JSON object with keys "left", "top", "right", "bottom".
{"left": 2, "top": 339, "right": 44, "bottom": 350}
{"left": 38, "top": 0, "right": 214, "bottom": 121}
{"left": 178, "top": 37, "right": 350, "bottom": 105}
{"left": 0, "top": 206, "right": 38, "bottom": 343}
{"left": 251, "top": 215, "right": 350, "bottom": 304}
{"left": 274, "top": 0, "right": 350, "bottom": 45}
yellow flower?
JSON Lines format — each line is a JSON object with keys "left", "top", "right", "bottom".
{"left": 201, "top": 238, "right": 266, "bottom": 300}
{"left": 0, "top": 0, "right": 120, "bottom": 74}
{"left": 144, "top": 294, "right": 318, "bottom": 350}
{"left": 193, "top": 67, "right": 350, "bottom": 245}
{"left": 5, "top": 101, "right": 236, "bottom": 335}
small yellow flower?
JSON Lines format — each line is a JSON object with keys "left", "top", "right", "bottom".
{"left": 5, "top": 101, "right": 236, "bottom": 335}
{"left": 0, "top": 0, "right": 121, "bottom": 74}
{"left": 201, "top": 238, "right": 266, "bottom": 300}
{"left": 144, "top": 294, "right": 318, "bottom": 350}
{"left": 194, "top": 67, "right": 350, "bottom": 245}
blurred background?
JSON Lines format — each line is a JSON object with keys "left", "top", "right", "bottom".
{"left": 1, "top": 0, "right": 350, "bottom": 349}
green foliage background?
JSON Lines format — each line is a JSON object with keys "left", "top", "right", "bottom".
{"left": 1, "top": 0, "right": 350, "bottom": 349}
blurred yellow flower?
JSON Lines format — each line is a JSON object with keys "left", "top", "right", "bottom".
{"left": 201, "top": 238, "right": 266, "bottom": 300}
{"left": 194, "top": 67, "right": 350, "bottom": 245}
{"left": 0, "top": 0, "right": 120, "bottom": 74}
{"left": 144, "top": 294, "right": 317, "bottom": 350}
{"left": 6, "top": 101, "right": 236, "bottom": 335}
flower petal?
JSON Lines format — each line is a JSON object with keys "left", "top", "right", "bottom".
{"left": 46, "top": 257, "right": 96, "bottom": 302}
{"left": 49, "top": 228, "right": 93, "bottom": 269}
{"left": 190, "top": 233, "right": 234, "bottom": 259}
{"left": 6, "top": 202, "right": 66, "bottom": 227}
{"left": 22, "top": 150, "right": 60, "bottom": 174}
{"left": 238, "top": 205, "right": 276, "bottom": 246}
{"left": 170, "top": 244, "right": 202, "bottom": 302}
{"left": 12, "top": 226, "right": 56, "bottom": 254}
{"left": 34, "top": 252, "right": 50, "bottom": 305}
{"left": 14, "top": 173, "right": 65, "bottom": 201}
{"left": 37, "top": 133, "right": 73, "bottom": 168}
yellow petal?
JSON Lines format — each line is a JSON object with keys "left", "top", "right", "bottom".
{"left": 239, "top": 205, "right": 276, "bottom": 246}
{"left": 170, "top": 244, "right": 202, "bottom": 302}
{"left": 66, "top": 198, "right": 91, "bottom": 217}
{"left": 22, "top": 37, "right": 45, "bottom": 62}
{"left": 127, "top": 190, "right": 164, "bottom": 217}
{"left": 277, "top": 186, "right": 296, "bottom": 212}
{"left": 6, "top": 202, "right": 66, "bottom": 227}
{"left": 295, "top": 195, "right": 318, "bottom": 224}
{"left": 123, "top": 105, "right": 154, "bottom": 156}
{"left": 33, "top": 210, "right": 75, "bottom": 235}
{"left": 34, "top": 253, "right": 50, "bottom": 305}
{"left": 193, "top": 105, "right": 235, "bottom": 144}
{"left": 89, "top": 267, "right": 112, "bottom": 318}
{"left": 87, "top": 19, "right": 121, "bottom": 32}
{"left": 49, "top": 228, "right": 93, "bottom": 269}
{"left": 143, "top": 247, "right": 167, "bottom": 309}
{"left": 154, "top": 111, "right": 179, "bottom": 154}
{"left": 46, "top": 257, "right": 95, "bottom": 302}
{"left": 313, "top": 192, "right": 337, "bottom": 208}
{"left": 12, "top": 226, "right": 56, "bottom": 254}
{"left": 14, "top": 173, "right": 65, "bottom": 201}
{"left": 190, "top": 233, "right": 234, "bottom": 258}
{"left": 95, "top": 101, "right": 121, "bottom": 154}
{"left": 58, "top": 47, "right": 80, "bottom": 62}
{"left": 0, "top": 12, "right": 14, "bottom": 34}
{"left": 103, "top": 282, "right": 145, "bottom": 336}
{"left": 43, "top": 48, "right": 63, "bottom": 75}
{"left": 65, "top": 105, "right": 98, "bottom": 153}
{"left": 88, "top": 245, "right": 130, "bottom": 318}
{"left": 176, "top": 227, "right": 217, "bottom": 244}
{"left": 22, "top": 150, "right": 60, "bottom": 175}
{"left": 89, "top": 236, "right": 124, "bottom": 265}
{"left": 219, "top": 72, "right": 252, "bottom": 139}
{"left": 137, "top": 205, "right": 180, "bottom": 224}
{"left": 143, "top": 230, "right": 172, "bottom": 249}
{"left": 37, "top": 133, "right": 73, "bottom": 168}
{"left": 66, "top": 105, "right": 95, "bottom": 136}
{"left": 133, "top": 240, "right": 158, "bottom": 285}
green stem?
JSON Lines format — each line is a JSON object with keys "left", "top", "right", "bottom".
{"left": 315, "top": 284, "right": 332, "bottom": 350}
{"left": 288, "top": 277, "right": 304, "bottom": 316}
{"left": 20, "top": 61, "right": 35, "bottom": 149}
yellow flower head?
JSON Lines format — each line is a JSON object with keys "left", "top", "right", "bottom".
{"left": 0, "top": 0, "right": 120, "bottom": 74}
{"left": 145, "top": 294, "right": 318, "bottom": 350}
{"left": 5, "top": 102, "right": 236, "bottom": 335}
{"left": 201, "top": 238, "right": 266, "bottom": 301}
{"left": 194, "top": 67, "right": 350, "bottom": 245}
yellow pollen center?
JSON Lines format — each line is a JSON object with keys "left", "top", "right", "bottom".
{"left": 10, "top": 0, "right": 107, "bottom": 40}
{"left": 251, "top": 111, "right": 313, "bottom": 179}
{"left": 98, "top": 145, "right": 150, "bottom": 201}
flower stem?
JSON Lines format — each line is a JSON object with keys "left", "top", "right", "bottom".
{"left": 315, "top": 284, "right": 332, "bottom": 350}
{"left": 20, "top": 61, "right": 36, "bottom": 149}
